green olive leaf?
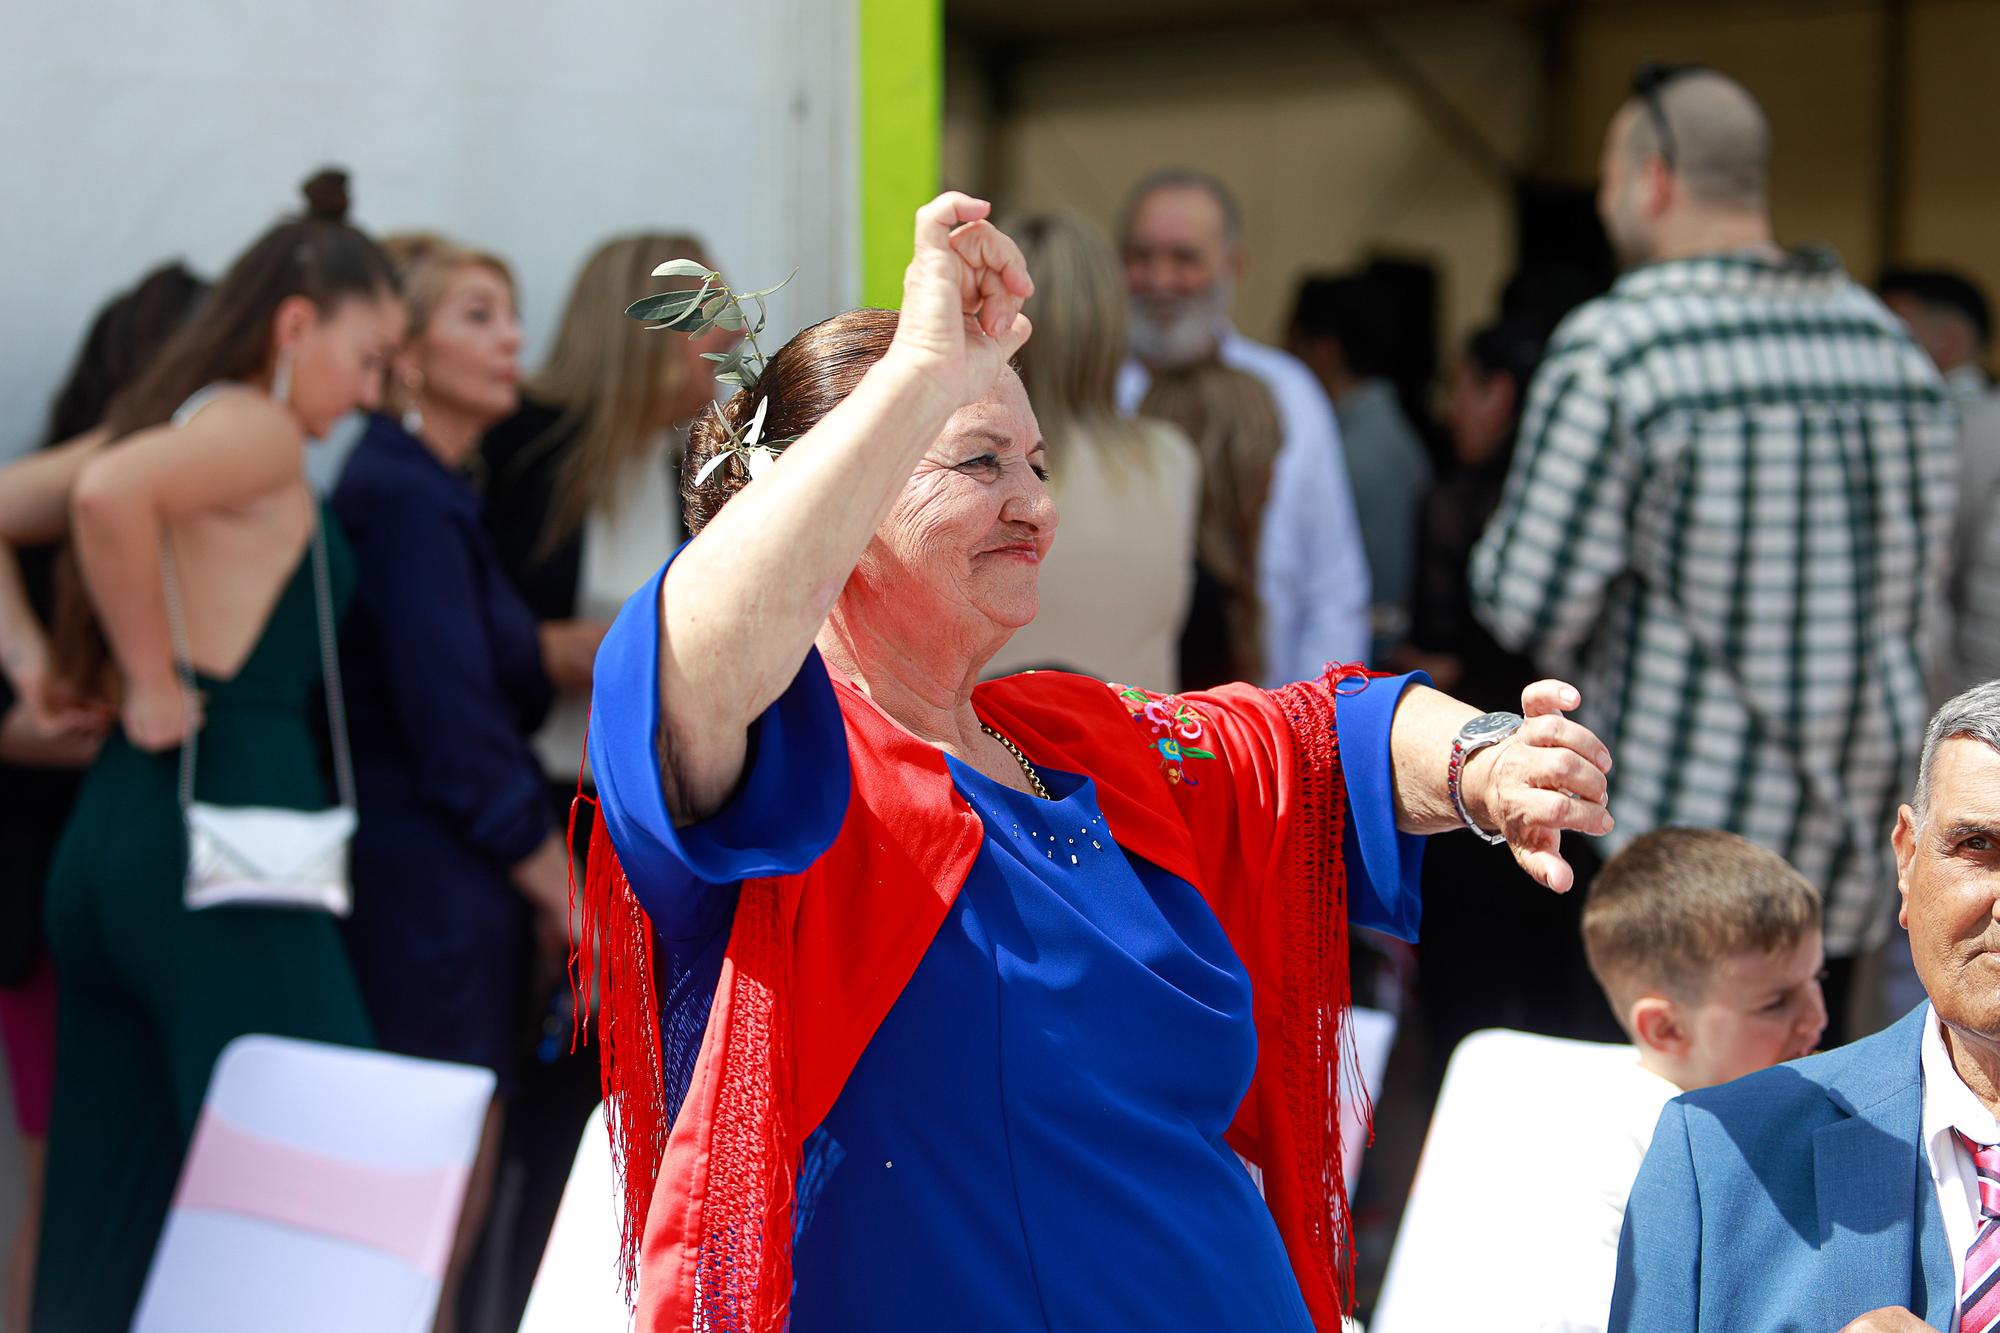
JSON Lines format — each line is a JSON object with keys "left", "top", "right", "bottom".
{"left": 625, "top": 291, "right": 703, "bottom": 323}
{"left": 652, "top": 258, "right": 718, "bottom": 279}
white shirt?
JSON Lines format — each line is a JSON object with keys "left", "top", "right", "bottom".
{"left": 532, "top": 430, "right": 681, "bottom": 780}
{"left": 1923, "top": 1002, "right": 2000, "bottom": 1329}
{"left": 1119, "top": 330, "right": 1372, "bottom": 684}
{"left": 1532, "top": 1057, "right": 1682, "bottom": 1333}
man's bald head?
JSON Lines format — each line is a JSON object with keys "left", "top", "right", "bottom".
{"left": 1599, "top": 68, "right": 1775, "bottom": 266}
{"left": 1619, "top": 70, "right": 1771, "bottom": 211}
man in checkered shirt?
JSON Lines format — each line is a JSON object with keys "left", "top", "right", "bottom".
{"left": 1470, "top": 66, "right": 1957, "bottom": 1033}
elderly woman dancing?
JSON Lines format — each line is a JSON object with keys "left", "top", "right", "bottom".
{"left": 577, "top": 194, "right": 1616, "bottom": 1333}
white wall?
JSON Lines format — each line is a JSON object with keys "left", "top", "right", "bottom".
{"left": 0, "top": 0, "right": 858, "bottom": 1267}
{"left": 0, "top": 0, "right": 860, "bottom": 459}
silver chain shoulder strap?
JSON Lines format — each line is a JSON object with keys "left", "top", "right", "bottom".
{"left": 162, "top": 509, "right": 356, "bottom": 812}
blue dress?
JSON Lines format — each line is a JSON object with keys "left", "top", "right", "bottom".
{"left": 591, "top": 560, "right": 1424, "bottom": 1330}
{"left": 332, "top": 414, "right": 554, "bottom": 1090}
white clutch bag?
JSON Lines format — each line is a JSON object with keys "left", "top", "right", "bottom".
{"left": 165, "top": 512, "right": 356, "bottom": 916}
{"left": 182, "top": 803, "right": 356, "bottom": 914}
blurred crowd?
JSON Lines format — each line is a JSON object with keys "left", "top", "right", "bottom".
{"left": 0, "top": 57, "right": 1994, "bottom": 1333}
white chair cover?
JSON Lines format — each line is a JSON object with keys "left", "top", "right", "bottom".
{"left": 1370, "top": 1028, "right": 1639, "bottom": 1333}
{"left": 133, "top": 1034, "right": 495, "bottom": 1333}
{"left": 519, "top": 1101, "right": 633, "bottom": 1332}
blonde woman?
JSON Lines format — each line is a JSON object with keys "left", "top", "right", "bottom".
{"left": 480, "top": 233, "right": 731, "bottom": 789}
{"left": 982, "top": 211, "right": 1202, "bottom": 689}
{"left": 1140, "top": 359, "right": 1286, "bottom": 688}
{"left": 330, "top": 233, "right": 572, "bottom": 1333}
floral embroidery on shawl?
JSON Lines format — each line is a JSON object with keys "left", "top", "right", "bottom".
{"left": 1114, "top": 685, "right": 1218, "bottom": 785}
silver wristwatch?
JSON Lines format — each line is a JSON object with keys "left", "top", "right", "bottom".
{"left": 1447, "top": 711, "right": 1524, "bottom": 844}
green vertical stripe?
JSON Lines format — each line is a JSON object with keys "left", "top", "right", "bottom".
{"left": 858, "top": 0, "right": 942, "bottom": 309}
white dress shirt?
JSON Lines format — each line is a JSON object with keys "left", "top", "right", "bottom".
{"left": 1923, "top": 1002, "right": 2000, "bottom": 1329}
{"left": 1120, "top": 330, "right": 1372, "bottom": 685}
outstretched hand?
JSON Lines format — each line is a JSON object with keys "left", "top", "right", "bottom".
{"left": 888, "top": 192, "right": 1035, "bottom": 411}
{"left": 1472, "top": 680, "right": 1615, "bottom": 894}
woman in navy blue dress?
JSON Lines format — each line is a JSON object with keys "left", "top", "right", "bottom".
{"left": 581, "top": 196, "right": 1618, "bottom": 1331}
{"left": 331, "top": 234, "right": 574, "bottom": 1331}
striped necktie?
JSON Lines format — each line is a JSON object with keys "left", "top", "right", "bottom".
{"left": 1955, "top": 1129, "right": 2000, "bottom": 1333}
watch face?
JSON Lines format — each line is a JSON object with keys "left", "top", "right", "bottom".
{"left": 1460, "top": 711, "right": 1525, "bottom": 745}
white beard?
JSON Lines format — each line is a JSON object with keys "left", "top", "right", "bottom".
{"left": 1128, "top": 279, "right": 1235, "bottom": 371}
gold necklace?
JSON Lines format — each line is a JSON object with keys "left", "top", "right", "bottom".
{"left": 979, "top": 722, "right": 1052, "bottom": 800}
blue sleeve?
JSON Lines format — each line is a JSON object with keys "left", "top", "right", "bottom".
{"left": 1610, "top": 1100, "right": 1701, "bottom": 1332}
{"left": 586, "top": 550, "right": 851, "bottom": 961}
{"left": 344, "top": 494, "right": 550, "bottom": 866}
{"left": 1333, "top": 671, "right": 1429, "bottom": 941}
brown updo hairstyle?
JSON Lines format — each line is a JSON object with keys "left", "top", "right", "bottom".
{"left": 683, "top": 307, "right": 899, "bottom": 533}
{"left": 53, "top": 167, "right": 397, "bottom": 701}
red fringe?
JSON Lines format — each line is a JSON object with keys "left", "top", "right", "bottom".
{"left": 568, "top": 790, "right": 666, "bottom": 1306}
{"left": 1270, "top": 669, "right": 1373, "bottom": 1315}
{"left": 690, "top": 884, "right": 796, "bottom": 1333}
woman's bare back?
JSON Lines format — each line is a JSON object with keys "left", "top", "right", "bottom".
{"left": 70, "top": 387, "right": 317, "bottom": 715}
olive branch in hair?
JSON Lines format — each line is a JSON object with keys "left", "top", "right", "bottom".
{"left": 625, "top": 260, "right": 796, "bottom": 485}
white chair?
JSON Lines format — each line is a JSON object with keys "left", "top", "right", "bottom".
{"left": 133, "top": 1034, "right": 495, "bottom": 1333}
{"left": 1369, "top": 1028, "right": 1638, "bottom": 1333}
{"left": 520, "top": 1102, "right": 633, "bottom": 1332}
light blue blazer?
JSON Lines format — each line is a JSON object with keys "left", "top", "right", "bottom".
{"left": 1611, "top": 1004, "right": 1956, "bottom": 1331}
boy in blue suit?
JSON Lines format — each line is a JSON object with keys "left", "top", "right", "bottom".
{"left": 1613, "top": 682, "right": 2000, "bottom": 1332}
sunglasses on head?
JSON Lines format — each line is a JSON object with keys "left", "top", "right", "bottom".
{"left": 1632, "top": 61, "right": 1707, "bottom": 170}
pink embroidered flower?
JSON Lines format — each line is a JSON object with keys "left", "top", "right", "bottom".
{"left": 1114, "top": 686, "right": 1216, "bottom": 787}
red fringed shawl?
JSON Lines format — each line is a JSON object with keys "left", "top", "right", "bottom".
{"left": 573, "top": 666, "right": 1375, "bottom": 1332}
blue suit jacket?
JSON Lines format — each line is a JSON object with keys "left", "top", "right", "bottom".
{"left": 1611, "top": 1004, "right": 1957, "bottom": 1331}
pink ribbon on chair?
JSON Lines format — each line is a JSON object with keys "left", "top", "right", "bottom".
{"left": 173, "top": 1109, "right": 471, "bottom": 1279}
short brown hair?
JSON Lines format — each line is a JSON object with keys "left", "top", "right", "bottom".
{"left": 1582, "top": 828, "right": 1821, "bottom": 1010}
{"left": 683, "top": 308, "right": 899, "bottom": 533}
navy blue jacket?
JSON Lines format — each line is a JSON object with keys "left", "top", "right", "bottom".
{"left": 330, "top": 415, "right": 553, "bottom": 1076}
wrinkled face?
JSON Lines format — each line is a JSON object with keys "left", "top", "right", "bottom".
{"left": 1898, "top": 739, "right": 2000, "bottom": 1048}
{"left": 406, "top": 265, "right": 523, "bottom": 429}
{"left": 1596, "top": 104, "right": 1657, "bottom": 269}
{"left": 287, "top": 293, "right": 405, "bottom": 439}
{"left": 846, "top": 369, "right": 1056, "bottom": 649}
{"left": 1677, "top": 933, "right": 1828, "bottom": 1088}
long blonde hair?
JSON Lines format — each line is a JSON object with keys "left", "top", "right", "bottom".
{"left": 1006, "top": 211, "right": 1155, "bottom": 481}
{"left": 1140, "top": 361, "right": 1282, "bottom": 682}
{"left": 520, "top": 233, "right": 712, "bottom": 558}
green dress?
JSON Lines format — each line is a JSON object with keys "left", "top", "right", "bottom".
{"left": 32, "top": 507, "right": 375, "bottom": 1332}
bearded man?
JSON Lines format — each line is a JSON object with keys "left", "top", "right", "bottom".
{"left": 1114, "top": 169, "right": 1372, "bottom": 684}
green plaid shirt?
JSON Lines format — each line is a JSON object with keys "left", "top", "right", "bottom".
{"left": 1470, "top": 249, "right": 1958, "bottom": 952}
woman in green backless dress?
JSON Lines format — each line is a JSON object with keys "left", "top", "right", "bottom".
{"left": 0, "top": 170, "right": 407, "bottom": 1331}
